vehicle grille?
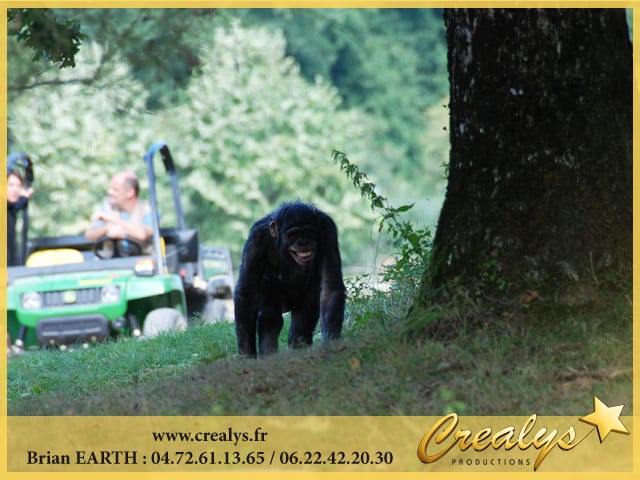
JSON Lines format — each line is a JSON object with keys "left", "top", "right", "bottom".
{"left": 42, "top": 288, "right": 101, "bottom": 307}
{"left": 36, "top": 314, "right": 110, "bottom": 345}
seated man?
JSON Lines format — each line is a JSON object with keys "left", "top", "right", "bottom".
{"left": 85, "top": 171, "right": 153, "bottom": 253}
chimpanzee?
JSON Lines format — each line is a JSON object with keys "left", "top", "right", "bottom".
{"left": 234, "top": 201, "right": 346, "bottom": 357}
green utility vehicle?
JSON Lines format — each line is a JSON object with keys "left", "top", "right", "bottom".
{"left": 7, "top": 142, "right": 219, "bottom": 351}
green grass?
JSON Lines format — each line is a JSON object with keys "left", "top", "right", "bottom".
{"left": 7, "top": 321, "right": 237, "bottom": 410}
{"left": 7, "top": 278, "right": 632, "bottom": 417}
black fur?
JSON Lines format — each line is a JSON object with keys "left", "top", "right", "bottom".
{"left": 234, "top": 201, "right": 346, "bottom": 356}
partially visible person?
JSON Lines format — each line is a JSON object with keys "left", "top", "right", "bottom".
{"left": 7, "top": 168, "right": 34, "bottom": 266}
{"left": 84, "top": 171, "right": 153, "bottom": 252}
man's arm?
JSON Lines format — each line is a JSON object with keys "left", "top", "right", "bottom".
{"left": 84, "top": 211, "right": 152, "bottom": 242}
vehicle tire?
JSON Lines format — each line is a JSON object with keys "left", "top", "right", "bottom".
{"left": 202, "top": 299, "right": 234, "bottom": 324}
{"left": 142, "top": 308, "right": 188, "bottom": 337}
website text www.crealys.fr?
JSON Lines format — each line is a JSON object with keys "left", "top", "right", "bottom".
{"left": 151, "top": 427, "right": 269, "bottom": 446}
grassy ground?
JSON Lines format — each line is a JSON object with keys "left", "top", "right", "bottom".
{"left": 7, "top": 278, "right": 632, "bottom": 417}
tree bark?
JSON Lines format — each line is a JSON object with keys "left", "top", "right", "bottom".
{"left": 427, "top": 8, "right": 632, "bottom": 295}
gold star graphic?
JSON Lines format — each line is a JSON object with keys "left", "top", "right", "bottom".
{"left": 579, "top": 396, "right": 629, "bottom": 443}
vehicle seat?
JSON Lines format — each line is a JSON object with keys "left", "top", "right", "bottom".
{"left": 26, "top": 248, "right": 85, "bottom": 267}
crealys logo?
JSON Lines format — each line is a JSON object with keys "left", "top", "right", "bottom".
{"left": 417, "top": 396, "right": 629, "bottom": 471}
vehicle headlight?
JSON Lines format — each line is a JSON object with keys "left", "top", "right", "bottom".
{"left": 21, "top": 291, "right": 42, "bottom": 310}
{"left": 134, "top": 258, "right": 155, "bottom": 276}
{"left": 100, "top": 284, "right": 121, "bottom": 304}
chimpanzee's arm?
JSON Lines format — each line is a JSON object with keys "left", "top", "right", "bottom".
{"left": 319, "top": 214, "right": 346, "bottom": 341}
{"left": 234, "top": 222, "right": 269, "bottom": 356}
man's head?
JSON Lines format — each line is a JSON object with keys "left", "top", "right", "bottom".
{"left": 108, "top": 171, "right": 140, "bottom": 212}
{"left": 7, "top": 170, "right": 25, "bottom": 203}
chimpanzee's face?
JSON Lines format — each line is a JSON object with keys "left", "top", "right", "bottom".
{"left": 279, "top": 207, "right": 319, "bottom": 266}
{"left": 284, "top": 224, "right": 317, "bottom": 265}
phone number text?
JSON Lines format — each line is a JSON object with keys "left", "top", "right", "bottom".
{"left": 149, "top": 450, "right": 394, "bottom": 466}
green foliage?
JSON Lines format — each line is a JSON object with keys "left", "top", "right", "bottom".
{"left": 437, "top": 386, "right": 468, "bottom": 415}
{"left": 479, "top": 258, "right": 510, "bottom": 293}
{"left": 237, "top": 9, "right": 450, "bottom": 228}
{"left": 9, "top": 8, "right": 450, "bottom": 232}
{"left": 9, "top": 43, "right": 152, "bottom": 235}
{"left": 53, "top": 9, "right": 219, "bottom": 109}
{"left": 9, "top": 22, "right": 376, "bottom": 264}
{"left": 8, "top": 8, "right": 85, "bottom": 68}
{"left": 8, "top": 9, "right": 451, "bottom": 265}
{"left": 152, "top": 21, "right": 375, "bottom": 262}
{"left": 334, "top": 150, "right": 431, "bottom": 336}
{"left": 332, "top": 150, "right": 432, "bottom": 276}
{"left": 238, "top": 9, "right": 448, "bottom": 176}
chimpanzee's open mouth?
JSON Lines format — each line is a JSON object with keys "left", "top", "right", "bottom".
{"left": 290, "top": 249, "right": 315, "bottom": 265}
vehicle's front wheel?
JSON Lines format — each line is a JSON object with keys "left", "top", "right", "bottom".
{"left": 142, "top": 308, "right": 188, "bottom": 337}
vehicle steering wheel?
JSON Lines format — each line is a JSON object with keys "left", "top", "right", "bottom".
{"left": 93, "top": 237, "right": 143, "bottom": 259}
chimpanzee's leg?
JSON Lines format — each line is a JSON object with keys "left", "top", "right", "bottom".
{"left": 257, "top": 279, "right": 284, "bottom": 356}
{"left": 288, "top": 286, "right": 321, "bottom": 348}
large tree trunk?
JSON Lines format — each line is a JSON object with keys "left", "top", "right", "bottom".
{"left": 427, "top": 8, "right": 632, "bottom": 297}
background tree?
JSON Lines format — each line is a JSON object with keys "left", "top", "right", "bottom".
{"left": 154, "top": 21, "right": 374, "bottom": 263}
{"left": 237, "top": 9, "right": 449, "bottom": 219}
{"left": 57, "top": 8, "right": 218, "bottom": 109}
{"left": 8, "top": 23, "right": 375, "bottom": 265}
{"left": 423, "top": 9, "right": 632, "bottom": 303}
{"left": 8, "top": 8, "right": 451, "bottom": 233}
{"left": 7, "top": 8, "right": 84, "bottom": 68}
{"left": 9, "top": 43, "right": 151, "bottom": 234}
{"left": 8, "top": 9, "right": 216, "bottom": 109}
{"left": 238, "top": 10, "right": 447, "bottom": 164}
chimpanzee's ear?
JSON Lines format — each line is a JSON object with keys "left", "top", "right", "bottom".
{"left": 268, "top": 216, "right": 278, "bottom": 238}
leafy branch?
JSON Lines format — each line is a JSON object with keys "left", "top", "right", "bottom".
{"left": 332, "top": 150, "right": 432, "bottom": 269}
{"left": 8, "top": 8, "right": 85, "bottom": 68}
